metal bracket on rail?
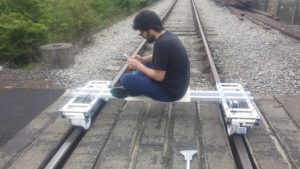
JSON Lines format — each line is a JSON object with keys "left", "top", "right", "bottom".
{"left": 59, "top": 81, "right": 113, "bottom": 129}
{"left": 190, "top": 83, "right": 260, "bottom": 135}
{"left": 59, "top": 81, "right": 260, "bottom": 135}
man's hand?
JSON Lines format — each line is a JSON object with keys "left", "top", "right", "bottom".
{"left": 131, "top": 54, "right": 153, "bottom": 63}
{"left": 133, "top": 54, "right": 144, "bottom": 63}
{"left": 127, "top": 57, "right": 142, "bottom": 70}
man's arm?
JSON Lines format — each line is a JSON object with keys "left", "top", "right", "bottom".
{"left": 135, "top": 55, "right": 152, "bottom": 63}
{"left": 127, "top": 57, "right": 166, "bottom": 82}
{"left": 137, "top": 64, "right": 166, "bottom": 82}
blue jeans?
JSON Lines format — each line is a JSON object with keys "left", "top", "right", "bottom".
{"left": 120, "top": 70, "right": 173, "bottom": 102}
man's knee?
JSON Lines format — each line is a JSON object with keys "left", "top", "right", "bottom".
{"left": 120, "top": 73, "right": 136, "bottom": 88}
{"left": 120, "top": 74, "right": 129, "bottom": 86}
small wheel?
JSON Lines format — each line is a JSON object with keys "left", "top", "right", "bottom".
{"left": 227, "top": 125, "right": 233, "bottom": 136}
{"left": 82, "top": 116, "right": 91, "bottom": 130}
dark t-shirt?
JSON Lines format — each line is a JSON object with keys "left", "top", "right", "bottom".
{"left": 152, "top": 31, "right": 190, "bottom": 100}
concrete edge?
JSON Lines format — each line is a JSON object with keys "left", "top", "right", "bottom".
{"left": 0, "top": 89, "right": 72, "bottom": 168}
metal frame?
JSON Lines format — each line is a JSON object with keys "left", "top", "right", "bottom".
{"left": 59, "top": 81, "right": 111, "bottom": 129}
{"left": 60, "top": 81, "right": 260, "bottom": 135}
{"left": 216, "top": 83, "right": 260, "bottom": 135}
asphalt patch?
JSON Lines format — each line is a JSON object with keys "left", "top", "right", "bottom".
{"left": 0, "top": 88, "right": 65, "bottom": 147}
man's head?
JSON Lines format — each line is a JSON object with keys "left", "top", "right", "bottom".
{"left": 133, "top": 10, "right": 164, "bottom": 43}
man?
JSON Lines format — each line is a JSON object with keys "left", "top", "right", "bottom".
{"left": 111, "top": 10, "right": 190, "bottom": 102}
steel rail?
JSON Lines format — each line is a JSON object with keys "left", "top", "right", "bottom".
{"left": 191, "top": 0, "right": 221, "bottom": 84}
{"left": 244, "top": 12, "right": 300, "bottom": 40}
{"left": 231, "top": 135, "right": 254, "bottom": 169}
{"left": 42, "top": 128, "right": 84, "bottom": 169}
{"left": 109, "top": 0, "right": 178, "bottom": 88}
{"left": 191, "top": 0, "right": 254, "bottom": 169}
{"left": 228, "top": 7, "right": 300, "bottom": 40}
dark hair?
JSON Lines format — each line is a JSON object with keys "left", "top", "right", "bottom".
{"left": 133, "top": 10, "right": 164, "bottom": 32}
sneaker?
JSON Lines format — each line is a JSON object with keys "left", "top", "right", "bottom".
{"left": 128, "top": 91, "right": 140, "bottom": 97}
{"left": 110, "top": 87, "right": 129, "bottom": 98}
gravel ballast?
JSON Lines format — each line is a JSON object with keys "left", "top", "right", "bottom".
{"left": 194, "top": 0, "right": 300, "bottom": 94}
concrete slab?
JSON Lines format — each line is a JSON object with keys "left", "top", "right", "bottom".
{"left": 274, "top": 95, "right": 300, "bottom": 128}
{"left": 253, "top": 95, "right": 300, "bottom": 169}
{"left": 63, "top": 100, "right": 126, "bottom": 169}
{"left": 8, "top": 118, "right": 71, "bottom": 169}
{"left": 245, "top": 96, "right": 292, "bottom": 169}
{"left": 0, "top": 88, "right": 64, "bottom": 146}
{"left": 197, "top": 102, "right": 236, "bottom": 169}
{"left": 173, "top": 103, "right": 198, "bottom": 169}
{"left": 134, "top": 103, "right": 169, "bottom": 169}
{"left": 92, "top": 102, "right": 148, "bottom": 169}
{"left": 0, "top": 89, "right": 68, "bottom": 169}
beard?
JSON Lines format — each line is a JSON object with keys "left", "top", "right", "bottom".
{"left": 146, "top": 35, "right": 156, "bottom": 43}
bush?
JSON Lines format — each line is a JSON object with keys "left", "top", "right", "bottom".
{"left": 0, "top": 12, "right": 47, "bottom": 64}
{"left": 0, "top": 0, "right": 158, "bottom": 65}
{"left": 40, "top": 0, "right": 100, "bottom": 42}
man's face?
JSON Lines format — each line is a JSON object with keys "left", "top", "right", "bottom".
{"left": 139, "top": 30, "right": 155, "bottom": 43}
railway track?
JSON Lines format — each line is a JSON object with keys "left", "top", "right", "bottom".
{"left": 41, "top": 0, "right": 257, "bottom": 168}
{"left": 227, "top": 6, "right": 300, "bottom": 40}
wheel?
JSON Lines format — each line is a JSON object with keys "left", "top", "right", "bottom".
{"left": 227, "top": 125, "right": 234, "bottom": 136}
{"left": 82, "top": 116, "right": 91, "bottom": 130}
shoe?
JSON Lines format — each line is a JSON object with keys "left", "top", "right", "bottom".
{"left": 110, "top": 87, "right": 129, "bottom": 98}
{"left": 128, "top": 91, "right": 140, "bottom": 97}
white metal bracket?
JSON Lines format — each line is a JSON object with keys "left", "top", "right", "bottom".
{"left": 59, "top": 81, "right": 112, "bottom": 129}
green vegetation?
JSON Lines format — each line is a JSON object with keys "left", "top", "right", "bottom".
{"left": 0, "top": 0, "right": 157, "bottom": 66}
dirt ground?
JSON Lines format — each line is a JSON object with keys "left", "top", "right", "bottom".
{"left": 0, "top": 64, "right": 62, "bottom": 89}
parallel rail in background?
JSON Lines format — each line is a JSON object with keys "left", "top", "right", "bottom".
{"left": 227, "top": 6, "right": 300, "bottom": 40}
